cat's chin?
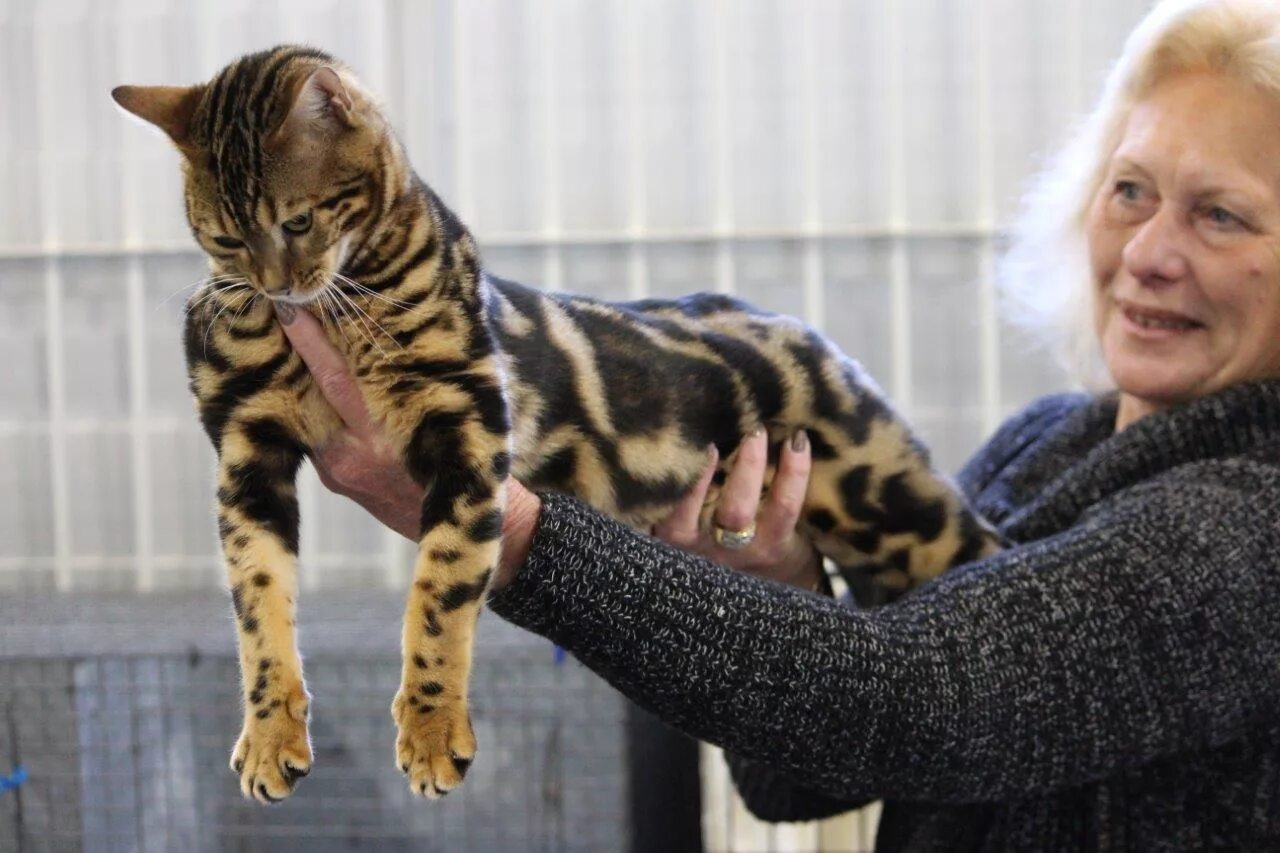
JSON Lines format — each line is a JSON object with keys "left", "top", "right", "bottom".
{"left": 268, "top": 289, "right": 326, "bottom": 307}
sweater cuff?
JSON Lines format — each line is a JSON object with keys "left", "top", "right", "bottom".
{"left": 726, "top": 751, "right": 874, "bottom": 823}
{"left": 486, "top": 490, "right": 603, "bottom": 634}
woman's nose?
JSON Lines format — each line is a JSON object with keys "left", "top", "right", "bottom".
{"left": 1121, "top": 207, "right": 1189, "bottom": 286}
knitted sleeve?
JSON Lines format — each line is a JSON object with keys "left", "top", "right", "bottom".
{"left": 486, "top": 461, "right": 1280, "bottom": 805}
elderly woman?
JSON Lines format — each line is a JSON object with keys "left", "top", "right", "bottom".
{"left": 278, "top": 0, "right": 1280, "bottom": 846}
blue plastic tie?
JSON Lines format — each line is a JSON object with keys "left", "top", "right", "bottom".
{"left": 0, "top": 766, "right": 27, "bottom": 794}
{"left": 553, "top": 644, "right": 566, "bottom": 666}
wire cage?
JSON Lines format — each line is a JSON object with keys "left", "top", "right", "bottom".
{"left": 0, "top": 595, "right": 631, "bottom": 853}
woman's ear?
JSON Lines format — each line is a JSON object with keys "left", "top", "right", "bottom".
{"left": 110, "top": 84, "right": 204, "bottom": 154}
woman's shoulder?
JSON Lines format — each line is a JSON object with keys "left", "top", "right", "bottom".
{"left": 956, "top": 392, "right": 1096, "bottom": 499}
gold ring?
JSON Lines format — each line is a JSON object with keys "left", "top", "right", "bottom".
{"left": 712, "top": 522, "right": 757, "bottom": 550}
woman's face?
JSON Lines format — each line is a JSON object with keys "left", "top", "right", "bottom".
{"left": 1086, "top": 71, "right": 1280, "bottom": 427}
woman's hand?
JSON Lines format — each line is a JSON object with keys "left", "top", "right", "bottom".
{"left": 275, "top": 303, "right": 425, "bottom": 541}
{"left": 651, "top": 429, "right": 826, "bottom": 591}
{"left": 274, "top": 304, "right": 539, "bottom": 591}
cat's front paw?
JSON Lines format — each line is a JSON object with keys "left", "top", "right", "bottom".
{"left": 230, "top": 683, "right": 313, "bottom": 804}
{"left": 391, "top": 686, "right": 476, "bottom": 799}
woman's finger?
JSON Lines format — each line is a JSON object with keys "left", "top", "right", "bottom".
{"left": 757, "top": 429, "right": 811, "bottom": 545}
{"left": 714, "top": 429, "right": 767, "bottom": 532}
{"left": 274, "top": 303, "right": 378, "bottom": 437}
{"left": 653, "top": 445, "right": 718, "bottom": 545}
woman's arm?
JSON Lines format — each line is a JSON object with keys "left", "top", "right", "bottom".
{"left": 488, "top": 474, "right": 1280, "bottom": 804}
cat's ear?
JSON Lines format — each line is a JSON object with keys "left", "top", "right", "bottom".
{"left": 111, "top": 85, "right": 204, "bottom": 151}
{"left": 268, "top": 66, "right": 362, "bottom": 150}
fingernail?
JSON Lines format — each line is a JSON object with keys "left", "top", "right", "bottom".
{"left": 751, "top": 426, "right": 765, "bottom": 438}
{"left": 273, "top": 302, "right": 297, "bottom": 325}
{"left": 706, "top": 443, "right": 719, "bottom": 461}
{"left": 791, "top": 430, "right": 808, "bottom": 453}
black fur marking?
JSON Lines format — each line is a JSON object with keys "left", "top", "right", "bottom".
{"left": 255, "top": 675, "right": 268, "bottom": 692}
{"left": 806, "top": 509, "right": 837, "bottom": 533}
{"left": 952, "top": 513, "right": 992, "bottom": 566}
{"left": 363, "top": 238, "right": 438, "bottom": 293}
{"left": 249, "top": 690, "right": 264, "bottom": 705}
{"left": 439, "top": 569, "right": 492, "bottom": 612}
{"left": 419, "top": 682, "right": 444, "bottom": 696}
{"left": 230, "top": 585, "right": 245, "bottom": 618}
{"left": 413, "top": 654, "right": 428, "bottom": 669}
{"left": 221, "top": 459, "right": 301, "bottom": 555}
{"left": 491, "top": 451, "right": 511, "bottom": 480}
{"left": 408, "top": 695, "right": 419, "bottom": 705}
{"left": 423, "top": 608, "right": 443, "bottom": 637}
{"left": 699, "top": 331, "right": 786, "bottom": 423}
{"left": 418, "top": 704, "right": 435, "bottom": 714}
{"left": 886, "top": 548, "right": 911, "bottom": 573}
{"left": 255, "top": 707, "right": 271, "bottom": 720}
{"left": 786, "top": 336, "right": 844, "bottom": 421}
{"left": 879, "top": 474, "right": 947, "bottom": 541}
{"left": 849, "top": 529, "right": 883, "bottom": 554}
{"left": 257, "top": 782, "right": 281, "bottom": 803}
{"left": 453, "top": 756, "right": 472, "bottom": 778}
{"left": 196, "top": 351, "right": 291, "bottom": 449}
{"left": 526, "top": 446, "right": 577, "bottom": 490}
{"left": 317, "top": 184, "right": 363, "bottom": 211}
{"left": 242, "top": 616, "right": 259, "bottom": 634}
{"left": 233, "top": 534, "right": 251, "bottom": 550}
{"left": 388, "top": 314, "right": 445, "bottom": 347}
{"left": 806, "top": 428, "right": 839, "bottom": 461}
{"left": 259, "top": 658, "right": 271, "bottom": 672}
{"left": 839, "top": 465, "right": 880, "bottom": 525}
{"left": 466, "top": 509, "right": 503, "bottom": 543}
{"left": 428, "top": 547, "right": 461, "bottom": 563}
{"left": 226, "top": 312, "right": 275, "bottom": 340}
{"left": 252, "top": 572, "right": 271, "bottom": 588}
{"left": 218, "top": 514, "right": 236, "bottom": 540}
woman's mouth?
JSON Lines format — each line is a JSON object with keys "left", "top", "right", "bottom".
{"left": 1119, "top": 301, "right": 1204, "bottom": 334}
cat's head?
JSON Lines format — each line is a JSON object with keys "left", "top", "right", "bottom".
{"left": 112, "top": 46, "right": 385, "bottom": 306}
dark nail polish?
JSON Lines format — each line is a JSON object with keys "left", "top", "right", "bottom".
{"left": 791, "top": 430, "right": 808, "bottom": 453}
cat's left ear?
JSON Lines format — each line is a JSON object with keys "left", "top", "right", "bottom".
{"left": 111, "top": 84, "right": 205, "bottom": 152}
{"left": 269, "top": 66, "right": 363, "bottom": 149}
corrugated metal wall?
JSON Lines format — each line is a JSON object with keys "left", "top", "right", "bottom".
{"left": 1, "top": 1, "right": 1155, "bottom": 848}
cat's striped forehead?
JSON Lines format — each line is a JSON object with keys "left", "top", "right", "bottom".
{"left": 190, "top": 45, "right": 336, "bottom": 230}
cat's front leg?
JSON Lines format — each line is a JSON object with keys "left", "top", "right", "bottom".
{"left": 392, "top": 419, "right": 509, "bottom": 798}
{"left": 215, "top": 419, "right": 313, "bottom": 803}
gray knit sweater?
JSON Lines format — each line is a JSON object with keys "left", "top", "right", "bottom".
{"left": 488, "top": 380, "right": 1280, "bottom": 850}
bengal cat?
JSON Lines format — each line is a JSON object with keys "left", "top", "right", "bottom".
{"left": 111, "top": 45, "right": 1000, "bottom": 804}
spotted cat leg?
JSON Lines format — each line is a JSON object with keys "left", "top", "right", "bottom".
{"left": 216, "top": 421, "right": 313, "bottom": 804}
{"left": 392, "top": 443, "right": 508, "bottom": 799}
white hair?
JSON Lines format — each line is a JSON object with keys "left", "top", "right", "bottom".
{"left": 997, "top": 0, "right": 1280, "bottom": 387}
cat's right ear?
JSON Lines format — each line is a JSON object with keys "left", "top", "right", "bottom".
{"left": 111, "top": 85, "right": 204, "bottom": 153}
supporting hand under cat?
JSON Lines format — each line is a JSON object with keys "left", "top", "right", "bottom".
{"left": 651, "top": 430, "right": 826, "bottom": 593}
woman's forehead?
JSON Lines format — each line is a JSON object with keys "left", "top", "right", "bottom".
{"left": 1116, "top": 72, "right": 1280, "bottom": 196}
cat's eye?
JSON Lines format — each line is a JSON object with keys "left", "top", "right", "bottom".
{"left": 212, "top": 235, "right": 244, "bottom": 250}
{"left": 282, "top": 211, "right": 313, "bottom": 235}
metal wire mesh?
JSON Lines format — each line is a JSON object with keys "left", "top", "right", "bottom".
{"left": 0, "top": 646, "right": 628, "bottom": 852}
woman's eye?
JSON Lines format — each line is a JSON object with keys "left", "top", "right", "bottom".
{"left": 213, "top": 235, "right": 244, "bottom": 249}
{"left": 1207, "top": 206, "right": 1246, "bottom": 230}
{"left": 1114, "top": 180, "right": 1143, "bottom": 202}
{"left": 283, "top": 211, "right": 313, "bottom": 235}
